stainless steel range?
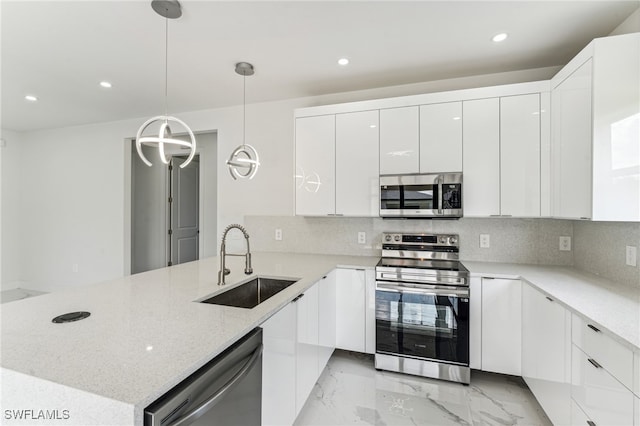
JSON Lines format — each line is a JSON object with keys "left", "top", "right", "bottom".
{"left": 375, "top": 232, "right": 470, "bottom": 384}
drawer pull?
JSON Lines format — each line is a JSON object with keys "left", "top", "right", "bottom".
{"left": 292, "top": 294, "right": 305, "bottom": 303}
{"left": 587, "top": 358, "right": 602, "bottom": 369}
{"left": 587, "top": 421, "right": 596, "bottom": 426}
{"left": 545, "top": 296, "right": 553, "bottom": 302}
{"left": 587, "top": 324, "right": 601, "bottom": 333}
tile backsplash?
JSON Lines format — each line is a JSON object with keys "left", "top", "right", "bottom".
{"left": 245, "top": 215, "right": 640, "bottom": 287}
{"left": 244, "top": 215, "right": 574, "bottom": 266}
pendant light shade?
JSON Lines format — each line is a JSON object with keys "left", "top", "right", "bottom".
{"left": 135, "top": 0, "right": 196, "bottom": 169}
{"left": 227, "top": 62, "right": 260, "bottom": 180}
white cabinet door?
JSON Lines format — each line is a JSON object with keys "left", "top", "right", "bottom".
{"left": 295, "top": 115, "right": 336, "bottom": 216}
{"left": 364, "top": 269, "right": 376, "bottom": 354}
{"left": 318, "top": 271, "right": 336, "bottom": 371}
{"left": 481, "top": 278, "right": 521, "bottom": 375}
{"left": 551, "top": 59, "right": 593, "bottom": 220}
{"left": 500, "top": 94, "right": 541, "bottom": 217}
{"left": 469, "top": 277, "right": 482, "bottom": 370}
{"left": 335, "top": 268, "right": 366, "bottom": 353}
{"left": 462, "top": 98, "right": 500, "bottom": 216}
{"left": 261, "top": 302, "right": 297, "bottom": 426}
{"left": 521, "top": 283, "right": 571, "bottom": 425}
{"left": 591, "top": 34, "right": 640, "bottom": 221}
{"left": 296, "top": 283, "right": 320, "bottom": 415}
{"left": 336, "top": 110, "right": 380, "bottom": 216}
{"left": 380, "top": 106, "right": 419, "bottom": 174}
{"left": 419, "top": 102, "right": 463, "bottom": 173}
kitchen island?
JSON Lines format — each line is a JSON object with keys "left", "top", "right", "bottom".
{"left": 0, "top": 252, "right": 378, "bottom": 425}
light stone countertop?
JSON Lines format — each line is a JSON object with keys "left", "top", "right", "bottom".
{"left": 3, "top": 253, "right": 639, "bottom": 425}
{"left": 462, "top": 261, "right": 640, "bottom": 351}
{"left": 0, "top": 252, "right": 378, "bottom": 424}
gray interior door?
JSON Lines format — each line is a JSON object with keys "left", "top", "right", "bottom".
{"left": 169, "top": 156, "right": 200, "bottom": 265}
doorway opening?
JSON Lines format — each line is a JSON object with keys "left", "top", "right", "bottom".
{"left": 129, "top": 131, "right": 217, "bottom": 275}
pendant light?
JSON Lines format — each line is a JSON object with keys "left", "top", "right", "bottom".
{"left": 135, "top": 0, "right": 196, "bottom": 169}
{"left": 226, "top": 62, "right": 260, "bottom": 180}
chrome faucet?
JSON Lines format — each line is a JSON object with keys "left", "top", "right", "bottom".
{"left": 217, "top": 224, "right": 253, "bottom": 285}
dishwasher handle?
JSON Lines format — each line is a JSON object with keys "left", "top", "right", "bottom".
{"left": 170, "top": 343, "right": 263, "bottom": 426}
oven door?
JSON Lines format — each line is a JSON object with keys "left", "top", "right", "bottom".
{"left": 375, "top": 281, "right": 469, "bottom": 366}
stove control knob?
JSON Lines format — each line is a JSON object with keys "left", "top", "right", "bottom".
{"left": 385, "top": 234, "right": 392, "bottom": 242}
{"left": 394, "top": 235, "right": 401, "bottom": 242}
{"left": 439, "top": 236, "right": 447, "bottom": 244}
{"left": 449, "top": 236, "right": 458, "bottom": 245}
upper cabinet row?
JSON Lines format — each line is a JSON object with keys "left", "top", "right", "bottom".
{"left": 295, "top": 33, "right": 639, "bottom": 221}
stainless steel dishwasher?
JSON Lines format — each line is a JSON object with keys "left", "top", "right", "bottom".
{"left": 144, "top": 328, "right": 262, "bottom": 426}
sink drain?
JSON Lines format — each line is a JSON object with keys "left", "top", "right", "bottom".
{"left": 52, "top": 311, "right": 91, "bottom": 323}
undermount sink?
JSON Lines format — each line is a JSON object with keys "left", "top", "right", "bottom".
{"left": 200, "top": 276, "right": 299, "bottom": 309}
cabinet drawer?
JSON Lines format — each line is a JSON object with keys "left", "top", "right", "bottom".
{"left": 572, "top": 344, "right": 634, "bottom": 426}
{"left": 572, "top": 313, "right": 633, "bottom": 390}
{"left": 571, "top": 397, "right": 592, "bottom": 426}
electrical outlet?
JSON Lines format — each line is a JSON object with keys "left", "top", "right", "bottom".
{"left": 559, "top": 236, "right": 571, "bottom": 251}
{"left": 479, "top": 234, "right": 490, "bottom": 248}
{"left": 626, "top": 246, "right": 637, "bottom": 267}
{"left": 275, "top": 229, "right": 282, "bottom": 241}
{"left": 358, "top": 232, "right": 366, "bottom": 245}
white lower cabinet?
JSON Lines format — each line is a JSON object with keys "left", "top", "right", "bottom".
{"left": 261, "top": 278, "right": 334, "bottom": 426}
{"left": 521, "top": 283, "right": 571, "bottom": 425}
{"left": 261, "top": 300, "right": 297, "bottom": 426}
{"left": 335, "top": 268, "right": 366, "bottom": 352}
{"left": 481, "top": 278, "right": 522, "bottom": 375}
{"left": 571, "top": 398, "right": 592, "bottom": 425}
{"left": 318, "top": 271, "right": 337, "bottom": 371}
{"left": 571, "top": 344, "right": 635, "bottom": 426}
{"left": 469, "top": 277, "right": 482, "bottom": 370}
{"left": 296, "top": 283, "right": 320, "bottom": 414}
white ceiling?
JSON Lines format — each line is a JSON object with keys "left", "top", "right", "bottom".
{"left": 2, "top": 0, "right": 638, "bottom": 132}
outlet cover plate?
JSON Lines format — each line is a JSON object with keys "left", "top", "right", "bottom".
{"left": 358, "top": 232, "right": 366, "bottom": 245}
{"left": 626, "top": 246, "right": 637, "bottom": 267}
{"left": 559, "top": 236, "right": 571, "bottom": 251}
{"left": 479, "top": 234, "right": 490, "bottom": 248}
{"left": 275, "top": 229, "right": 282, "bottom": 241}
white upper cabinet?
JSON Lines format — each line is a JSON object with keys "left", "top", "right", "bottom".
{"left": 379, "top": 106, "right": 420, "bottom": 174}
{"left": 500, "top": 94, "right": 541, "bottom": 217}
{"left": 551, "top": 33, "right": 640, "bottom": 221}
{"left": 551, "top": 59, "right": 593, "bottom": 219}
{"left": 462, "top": 98, "right": 500, "bottom": 216}
{"left": 295, "top": 115, "right": 335, "bottom": 216}
{"left": 419, "top": 102, "right": 463, "bottom": 173}
{"left": 336, "top": 110, "right": 380, "bottom": 216}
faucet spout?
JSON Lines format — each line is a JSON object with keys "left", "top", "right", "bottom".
{"left": 217, "top": 224, "right": 253, "bottom": 286}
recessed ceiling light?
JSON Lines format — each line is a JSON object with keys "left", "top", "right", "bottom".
{"left": 24, "top": 95, "right": 38, "bottom": 102}
{"left": 338, "top": 58, "right": 349, "bottom": 66}
{"left": 370, "top": 124, "right": 377, "bottom": 128}
{"left": 100, "top": 81, "right": 112, "bottom": 88}
{"left": 452, "top": 116, "right": 461, "bottom": 120}
{"left": 492, "top": 33, "right": 508, "bottom": 43}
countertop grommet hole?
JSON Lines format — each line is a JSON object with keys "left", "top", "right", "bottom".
{"left": 52, "top": 311, "right": 91, "bottom": 323}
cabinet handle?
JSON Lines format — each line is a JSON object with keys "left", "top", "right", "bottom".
{"left": 587, "top": 324, "right": 601, "bottom": 333}
{"left": 580, "top": 217, "right": 590, "bottom": 220}
{"left": 587, "top": 421, "right": 596, "bottom": 426}
{"left": 322, "top": 276, "right": 327, "bottom": 279}
{"left": 483, "top": 277, "right": 495, "bottom": 280}
{"left": 292, "top": 294, "right": 305, "bottom": 303}
{"left": 545, "top": 296, "right": 554, "bottom": 302}
{"left": 587, "top": 358, "right": 602, "bottom": 369}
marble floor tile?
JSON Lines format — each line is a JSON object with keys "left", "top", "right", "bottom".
{"left": 295, "top": 351, "right": 551, "bottom": 426}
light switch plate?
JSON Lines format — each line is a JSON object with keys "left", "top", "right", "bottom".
{"left": 479, "top": 234, "right": 490, "bottom": 248}
{"left": 626, "top": 246, "right": 637, "bottom": 267}
{"left": 275, "top": 229, "right": 282, "bottom": 241}
{"left": 559, "top": 236, "right": 571, "bottom": 251}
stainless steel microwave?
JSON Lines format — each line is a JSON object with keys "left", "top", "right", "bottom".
{"left": 379, "top": 173, "right": 463, "bottom": 218}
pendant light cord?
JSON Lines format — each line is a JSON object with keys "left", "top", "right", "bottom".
{"left": 242, "top": 73, "right": 246, "bottom": 147}
{"left": 164, "top": 11, "right": 169, "bottom": 117}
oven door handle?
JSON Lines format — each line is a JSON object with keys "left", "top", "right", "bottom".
{"left": 376, "top": 281, "right": 469, "bottom": 298}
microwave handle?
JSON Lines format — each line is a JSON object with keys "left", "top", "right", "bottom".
{"left": 436, "top": 174, "right": 443, "bottom": 215}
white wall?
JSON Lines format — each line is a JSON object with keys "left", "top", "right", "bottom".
{"left": 0, "top": 66, "right": 564, "bottom": 292}
{"left": 609, "top": 7, "right": 640, "bottom": 35}
{"left": 1, "top": 130, "right": 24, "bottom": 290}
